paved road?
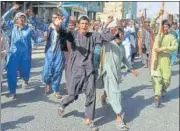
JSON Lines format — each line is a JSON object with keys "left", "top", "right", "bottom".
{"left": 1, "top": 46, "right": 179, "bottom": 131}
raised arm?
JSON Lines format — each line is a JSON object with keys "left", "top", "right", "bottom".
{"left": 2, "top": 4, "right": 19, "bottom": 29}
{"left": 26, "top": 9, "right": 49, "bottom": 31}
{"left": 95, "top": 16, "right": 117, "bottom": 43}
{"left": 60, "top": 7, "right": 70, "bottom": 30}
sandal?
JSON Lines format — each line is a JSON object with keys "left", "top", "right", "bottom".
{"left": 83, "top": 119, "right": 98, "bottom": 131}
{"left": 115, "top": 120, "right": 129, "bottom": 131}
{"left": 44, "top": 85, "right": 51, "bottom": 94}
{"left": 58, "top": 106, "right": 64, "bottom": 117}
{"left": 52, "top": 92, "right": 62, "bottom": 99}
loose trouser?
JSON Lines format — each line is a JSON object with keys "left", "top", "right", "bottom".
{"left": 60, "top": 66, "right": 96, "bottom": 120}
{"left": 7, "top": 50, "right": 31, "bottom": 94}
{"left": 93, "top": 44, "right": 101, "bottom": 72}
{"left": 123, "top": 45, "right": 132, "bottom": 66}
{"left": 103, "top": 74, "right": 122, "bottom": 114}
{"left": 42, "top": 52, "right": 65, "bottom": 92}
{"left": 151, "top": 76, "right": 171, "bottom": 96}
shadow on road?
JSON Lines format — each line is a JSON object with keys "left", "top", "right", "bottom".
{"left": 71, "top": 85, "right": 179, "bottom": 127}
{"left": 1, "top": 80, "right": 62, "bottom": 109}
{"left": 122, "top": 86, "right": 179, "bottom": 123}
{"left": 1, "top": 115, "right": 35, "bottom": 131}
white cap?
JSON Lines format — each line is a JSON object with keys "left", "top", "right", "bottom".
{"left": 78, "top": 15, "right": 89, "bottom": 21}
{"left": 14, "top": 12, "right": 27, "bottom": 22}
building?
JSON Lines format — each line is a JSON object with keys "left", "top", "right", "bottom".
{"left": 122, "top": 2, "right": 137, "bottom": 19}
{"left": 96, "top": 2, "right": 123, "bottom": 22}
{"left": 30, "top": 2, "right": 87, "bottom": 23}
{"left": 96, "top": 2, "right": 137, "bottom": 22}
{"left": 30, "top": 2, "right": 103, "bottom": 23}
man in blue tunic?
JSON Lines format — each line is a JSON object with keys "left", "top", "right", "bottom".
{"left": 2, "top": 4, "right": 44, "bottom": 99}
{"left": 26, "top": 3, "right": 69, "bottom": 99}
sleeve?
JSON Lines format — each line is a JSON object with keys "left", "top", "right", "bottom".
{"left": 2, "top": 8, "right": 15, "bottom": 29}
{"left": 31, "top": 29, "right": 46, "bottom": 44}
{"left": 150, "top": 15, "right": 159, "bottom": 29}
{"left": 95, "top": 28, "right": 116, "bottom": 44}
{"left": 60, "top": 7, "right": 70, "bottom": 30}
{"left": 164, "top": 36, "right": 178, "bottom": 53}
{"left": 29, "top": 16, "right": 49, "bottom": 31}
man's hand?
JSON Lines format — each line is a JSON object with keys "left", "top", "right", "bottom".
{"left": 12, "top": 4, "right": 19, "bottom": 11}
{"left": 155, "top": 47, "right": 166, "bottom": 52}
{"left": 158, "top": 9, "right": 164, "bottom": 17}
{"left": 25, "top": 9, "right": 34, "bottom": 16}
{"left": 57, "top": 2, "right": 62, "bottom": 8}
{"left": 131, "top": 69, "right": 139, "bottom": 76}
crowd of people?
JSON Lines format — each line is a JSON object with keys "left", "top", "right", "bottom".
{"left": 0, "top": 3, "right": 179, "bottom": 131}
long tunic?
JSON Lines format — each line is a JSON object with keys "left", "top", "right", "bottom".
{"left": 2, "top": 8, "right": 44, "bottom": 93}
{"left": 65, "top": 29, "right": 115, "bottom": 96}
{"left": 29, "top": 7, "right": 69, "bottom": 92}
{"left": 103, "top": 40, "right": 133, "bottom": 92}
{"left": 102, "top": 40, "right": 132, "bottom": 114}
{"left": 151, "top": 34, "right": 178, "bottom": 78}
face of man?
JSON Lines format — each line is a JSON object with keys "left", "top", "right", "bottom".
{"left": 52, "top": 14, "right": 59, "bottom": 23}
{"left": 16, "top": 15, "right": 26, "bottom": 26}
{"left": 78, "top": 20, "right": 89, "bottom": 34}
{"left": 145, "top": 21, "right": 150, "bottom": 27}
{"left": 163, "top": 25, "right": 169, "bottom": 34}
{"left": 68, "top": 23, "right": 75, "bottom": 31}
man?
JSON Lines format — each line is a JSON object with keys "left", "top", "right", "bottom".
{"left": 169, "top": 21, "right": 178, "bottom": 65}
{"left": 151, "top": 19, "right": 178, "bottom": 108}
{"left": 2, "top": 4, "right": 44, "bottom": 99}
{"left": 100, "top": 28, "right": 139, "bottom": 130}
{"left": 141, "top": 19, "right": 151, "bottom": 68}
{"left": 0, "top": 30, "right": 9, "bottom": 87}
{"left": 26, "top": 4, "right": 69, "bottom": 99}
{"left": 58, "top": 15, "right": 116, "bottom": 131}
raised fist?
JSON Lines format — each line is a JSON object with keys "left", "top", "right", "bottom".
{"left": 57, "top": 2, "right": 62, "bottom": 8}
{"left": 12, "top": 4, "right": 19, "bottom": 11}
{"left": 158, "top": 9, "right": 164, "bottom": 16}
{"left": 25, "top": 9, "right": 34, "bottom": 16}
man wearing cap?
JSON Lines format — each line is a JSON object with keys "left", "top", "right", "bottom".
{"left": 100, "top": 28, "right": 139, "bottom": 130}
{"left": 58, "top": 15, "right": 116, "bottom": 131}
{"left": 2, "top": 4, "right": 44, "bottom": 99}
{"left": 26, "top": 3, "right": 69, "bottom": 99}
{"left": 151, "top": 19, "right": 178, "bottom": 107}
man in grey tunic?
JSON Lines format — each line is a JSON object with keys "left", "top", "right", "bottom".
{"left": 58, "top": 15, "right": 116, "bottom": 131}
{"left": 100, "top": 28, "right": 139, "bottom": 130}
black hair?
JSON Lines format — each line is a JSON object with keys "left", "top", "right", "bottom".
{"left": 162, "top": 19, "right": 170, "bottom": 27}
{"left": 78, "top": 16, "right": 90, "bottom": 23}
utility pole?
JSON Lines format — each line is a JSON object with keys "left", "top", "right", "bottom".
{"left": 144, "top": 8, "right": 147, "bottom": 19}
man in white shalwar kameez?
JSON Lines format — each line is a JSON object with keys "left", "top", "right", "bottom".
{"left": 100, "top": 28, "right": 139, "bottom": 130}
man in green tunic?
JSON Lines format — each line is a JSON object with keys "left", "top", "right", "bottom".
{"left": 151, "top": 20, "right": 178, "bottom": 108}
{"left": 100, "top": 28, "right": 139, "bottom": 130}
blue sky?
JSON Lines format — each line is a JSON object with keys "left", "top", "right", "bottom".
{"left": 137, "top": 2, "right": 179, "bottom": 18}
